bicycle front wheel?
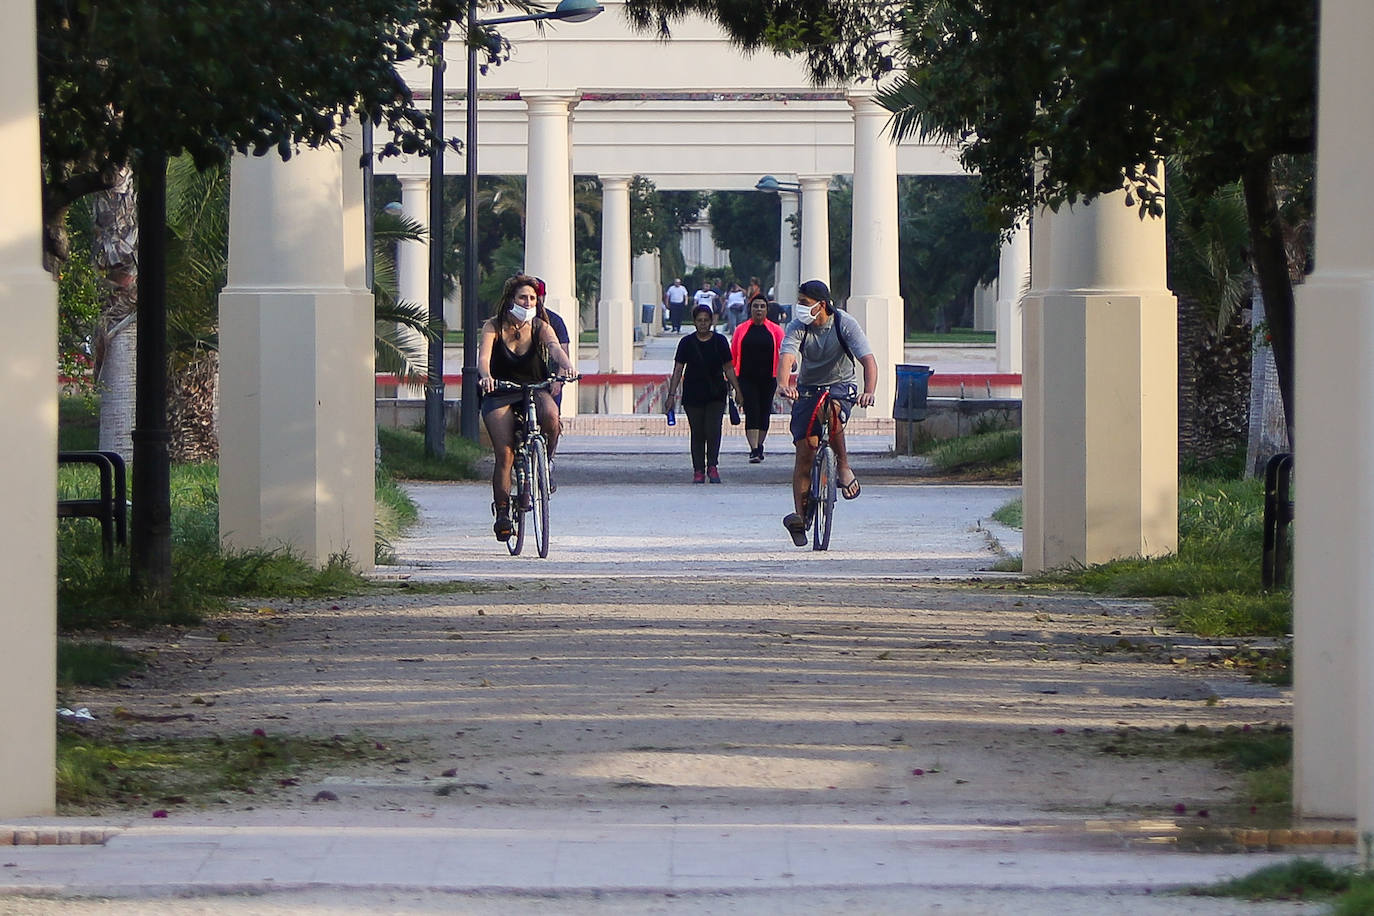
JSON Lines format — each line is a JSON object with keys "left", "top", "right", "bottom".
{"left": 811, "top": 443, "right": 836, "bottom": 551}
{"left": 508, "top": 451, "right": 527, "bottom": 556}
{"left": 529, "top": 438, "right": 551, "bottom": 558}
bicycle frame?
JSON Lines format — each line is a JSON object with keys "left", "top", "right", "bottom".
{"left": 491, "top": 376, "right": 575, "bottom": 558}
{"left": 800, "top": 386, "right": 842, "bottom": 551}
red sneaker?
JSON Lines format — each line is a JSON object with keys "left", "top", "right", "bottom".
{"left": 707, "top": 466, "right": 722, "bottom": 484}
{"left": 693, "top": 471, "right": 706, "bottom": 484}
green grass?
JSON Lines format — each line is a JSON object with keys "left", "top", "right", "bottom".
{"left": 59, "top": 460, "right": 373, "bottom": 630}
{"left": 906, "top": 329, "right": 995, "bottom": 344}
{"left": 59, "top": 396, "right": 100, "bottom": 451}
{"left": 991, "top": 498, "right": 1022, "bottom": 529}
{"left": 924, "top": 428, "right": 1021, "bottom": 476}
{"left": 57, "top": 640, "right": 145, "bottom": 687}
{"left": 1190, "top": 859, "right": 1356, "bottom": 902}
{"left": 377, "top": 425, "right": 483, "bottom": 480}
{"left": 56, "top": 729, "right": 403, "bottom": 812}
{"left": 1100, "top": 724, "right": 1293, "bottom": 809}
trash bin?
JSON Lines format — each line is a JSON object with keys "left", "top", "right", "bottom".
{"left": 893, "top": 364, "right": 933, "bottom": 421}
{"left": 640, "top": 304, "right": 655, "bottom": 325}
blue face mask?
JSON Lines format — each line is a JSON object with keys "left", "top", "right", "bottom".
{"left": 509, "top": 304, "right": 535, "bottom": 323}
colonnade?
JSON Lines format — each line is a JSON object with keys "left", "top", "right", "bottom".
{"left": 383, "top": 90, "right": 902, "bottom": 418}
{"left": 10, "top": 3, "right": 1370, "bottom": 832}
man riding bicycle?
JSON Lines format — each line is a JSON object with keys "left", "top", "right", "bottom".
{"left": 776, "top": 279, "right": 879, "bottom": 547}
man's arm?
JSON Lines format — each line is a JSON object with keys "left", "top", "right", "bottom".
{"left": 777, "top": 351, "right": 799, "bottom": 400}
{"left": 857, "top": 354, "right": 879, "bottom": 408}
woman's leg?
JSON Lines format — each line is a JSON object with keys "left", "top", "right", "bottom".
{"left": 534, "top": 390, "right": 561, "bottom": 459}
{"left": 685, "top": 404, "right": 708, "bottom": 472}
{"left": 484, "top": 405, "right": 517, "bottom": 506}
{"left": 703, "top": 399, "right": 725, "bottom": 469}
{"left": 755, "top": 378, "right": 776, "bottom": 450}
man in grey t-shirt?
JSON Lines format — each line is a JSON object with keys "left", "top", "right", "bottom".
{"left": 776, "top": 279, "right": 879, "bottom": 547}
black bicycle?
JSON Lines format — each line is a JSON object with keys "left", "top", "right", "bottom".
{"left": 800, "top": 385, "right": 843, "bottom": 551}
{"left": 492, "top": 375, "right": 577, "bottom": 558}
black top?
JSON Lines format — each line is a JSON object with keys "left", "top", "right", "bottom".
{"left": 738, "top": 323, "right": 776, "bottom": 382}
{"left": 674, "top": 332, "right": 732, "bottom": 407}
{"left": 489, "top": 318, "right": 547, "bottom": 385}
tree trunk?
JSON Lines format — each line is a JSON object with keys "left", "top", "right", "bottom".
{"left": 1241, "top": 157, "right": 1296, "bottom": 445}
{"left": 167, "top": 350, "right": 219, "bottom": 463}
{"left": 91, "top": 165, "right": 139, "bottom": 463}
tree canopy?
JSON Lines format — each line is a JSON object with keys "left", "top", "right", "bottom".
{"left": 36, "top": 0, "right": 478, "bottom": 263}
{"left": 623, "top": 0, "right": 1316, "bottom": 431}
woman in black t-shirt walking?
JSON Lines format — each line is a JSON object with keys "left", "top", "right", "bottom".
{"left": 664, "top": 303, "right": 744, "bottom": 483}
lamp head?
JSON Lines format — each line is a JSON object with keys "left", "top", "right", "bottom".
{"left": 755, "top": 175, "right": 782, "bottom": 192}
{"left": 552, "top": 0, "right": 603, "bottom": 22}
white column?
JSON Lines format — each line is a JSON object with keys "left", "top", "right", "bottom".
{"left": 996, "top": 224, "right": 1031, "bottom": 373}
{"left": 799, "top": 175, "right": 831, "bottom": 288}
{"left": 0, "top": 2, "right": 56, "bottom": 816}
{"left": 219, "top": 136, "right": 376, "bottom": 570}
{"left": 1293, "top": 0, "right": 1374, "bottom": 822}
{"left": 846, "top": 91, "right": 903, "bottom": 419}
{"left": 395, "top": 176, "right": 429, "bottom": 397}
{"left": 775, "top": 194, "right": 800, "bottom": 307}
{"left": 632, "top": 250, "right": 661, "bottom": 332}
{"left": 598, "top": 175, "right": 634, "bottom": 413}
{"left": 524, "top": 91, "right": 581, "bottom": 415}
{"left": 1021, "top": 179, "right": 1177, "bottom": 572}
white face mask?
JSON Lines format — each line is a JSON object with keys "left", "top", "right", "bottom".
{"left": 795, "top": 302, "right": 819, "bottom": 325}
{"left": 509, "top": 304, "right": 535, "bottom": 323}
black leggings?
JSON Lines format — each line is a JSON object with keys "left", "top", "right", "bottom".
{"left": 685, "top": 400, "right": 726, "bottom": 471}
{"left": 738, "top": 376, "right": 776, "bottom": 433}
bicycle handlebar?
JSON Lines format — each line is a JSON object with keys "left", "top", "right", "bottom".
{"left": 489, "top": 374, "right": 581, "bottom": 392}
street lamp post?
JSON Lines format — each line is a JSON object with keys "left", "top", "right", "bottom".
{"left": 426, "top": 0, "right": 604, "bottom": 453}
{"left": 755, "top": 175, "right": 802, "bottom": 308}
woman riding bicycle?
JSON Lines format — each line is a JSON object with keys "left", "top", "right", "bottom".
{"left": 776, "top": 279, "right": 879, "bottom": 547}
{"left": 477, "top": 274, "right": 575, "bottom": 541}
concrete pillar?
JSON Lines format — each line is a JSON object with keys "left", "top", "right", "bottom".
{"left": 219, "top": 136, "right": 376, "bottom": 571}
{"left": 1293, "top": 0, "right": 1374, "bottom": 822}
{"left": 1021, "top": 180, "right": 1177, "bottom": 573}
{"left": 799, "top": 175, "right": 831, "bottom": 289}
{"left": 632, "top": 250, "right": 661, "bottom": 332}
{"left": 395, "top": 176, "right": 429, "bottom": 397}
{"left": 525, "top": 91, "right": 581, "bottom": 415}
{"left": 846, "top": 91, "right": 903, "bottom": 419}
{"left": 0, "top": 2, "right": 56, "bottom": 816}
{"left": 597, "top": 175, "right": 634, "bottom": 413}
{"left": 996, "top": 224, "right": 1030, "bottom": 373}
{"left": 775, "top": 194, "right": 800, "bottom": 307}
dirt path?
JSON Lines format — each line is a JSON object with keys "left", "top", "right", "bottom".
{"left": 67, "top": 574, "right": 1287, "bottom": 825}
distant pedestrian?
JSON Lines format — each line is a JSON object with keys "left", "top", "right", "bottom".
{"left": 723, "top": 282, "right": 747, "bottom": 335}
{"left": 731, "top": 293, "right": 784, "bottom": 463}
{"left": 665, "top": 303, "right": 743, "bottom": 484}
{"left": 693, "top": 281, "right": 718, "bottom": 327}
{"left": 664, "top": 278, "right": 689, "bottom": 333}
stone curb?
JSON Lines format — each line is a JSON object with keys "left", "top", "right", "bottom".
{"left": 0, "top": 827, "right": 121, "bottom": 846}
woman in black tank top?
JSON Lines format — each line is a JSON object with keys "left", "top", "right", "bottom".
{"left": 477, "top": 275, "right": 574, "bottom": 540}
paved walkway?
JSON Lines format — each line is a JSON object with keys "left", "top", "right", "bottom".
{"left": 0, "top": 436, "right": 1347, "bottom": 913}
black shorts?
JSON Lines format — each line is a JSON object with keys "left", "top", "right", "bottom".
{"left": 790, "top": 382, "right": 857, "bottom": 443}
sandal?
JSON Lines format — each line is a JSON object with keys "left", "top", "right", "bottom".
{"left": 782, "top": 512, "right": 808, "bottom": 547}
{"left": 840, "top": 472, "right": 861, "bottom": 500}
{"left": 492, "top": 501, "right": 514, "bottom": 541}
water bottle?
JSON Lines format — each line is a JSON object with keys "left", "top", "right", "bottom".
{"left": 666, "top": 406, "right": 676, "bottom": 426}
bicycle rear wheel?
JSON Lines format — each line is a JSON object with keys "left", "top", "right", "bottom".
{"left": 507, "top": 451, "right": 527, "bottom": 556}
{"left": 811, "top": 442, "right": 836, "bottom": 551}
{"left": 529, "top": 438, "right": 551, "bottom": 558}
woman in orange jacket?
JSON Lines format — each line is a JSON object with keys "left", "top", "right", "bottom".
{"left": 730, "top": 293, "right": 785, "bottom": 463}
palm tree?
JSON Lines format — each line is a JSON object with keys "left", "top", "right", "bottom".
{"left": 90, "top": 165, "right": 139, "bottom": 462}
{"left": 1166, "top": 159, "right": 1254, "bottom": 463}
